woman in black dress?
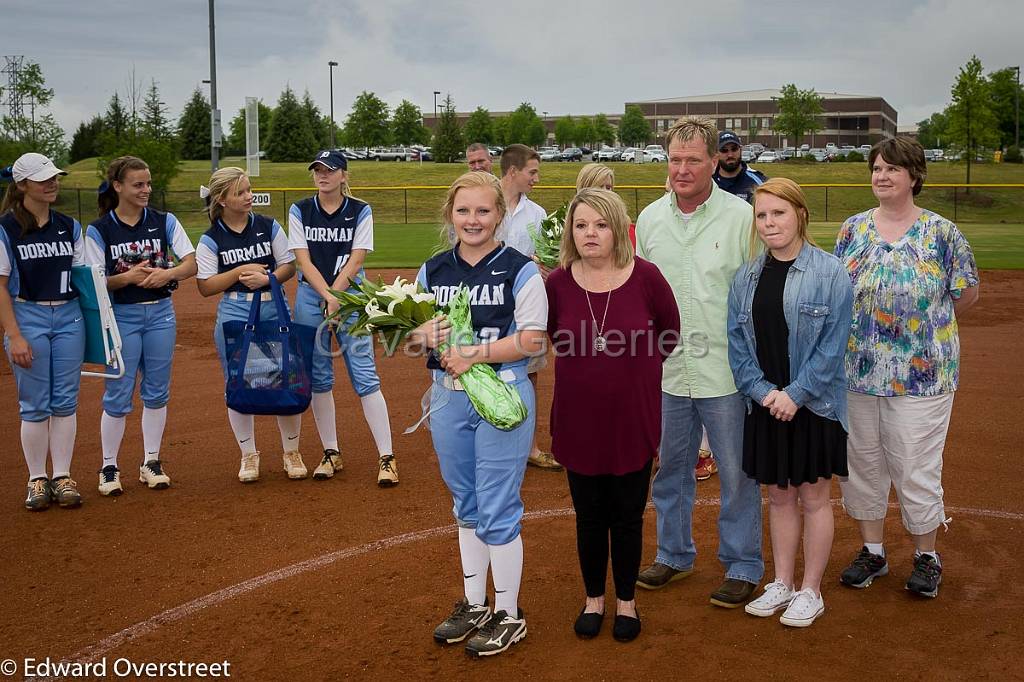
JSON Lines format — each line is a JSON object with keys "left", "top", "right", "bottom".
{"left": 726, "top": 178, "right": 852, "bottom": 628}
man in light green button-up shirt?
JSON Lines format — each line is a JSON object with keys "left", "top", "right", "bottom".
{"left": 634, "top": 117, "right": 764, "bottom": 605}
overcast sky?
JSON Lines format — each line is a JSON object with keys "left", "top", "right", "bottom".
{"left": 5, "top": 0, "right": 1022, "bottom": 137}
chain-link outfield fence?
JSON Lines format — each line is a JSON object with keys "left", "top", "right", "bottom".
{"left": 52, "top": 184, "right": 1024, "bottom": 231}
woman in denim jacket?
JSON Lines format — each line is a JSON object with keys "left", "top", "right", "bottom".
{"left": 726, "top": 178, "right": 852, "bottom": 628}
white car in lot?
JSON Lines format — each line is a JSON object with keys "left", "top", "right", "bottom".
{"left": 620, "top": 147, "right": 638, "bottom": 162}
{"left": 539, "top": 147, "right": 560, "bottom": 162}
{"left": 756, "top": 151, "right": 780, "bottom": 163}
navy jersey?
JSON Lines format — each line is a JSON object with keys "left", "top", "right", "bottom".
{"left": 0, "top": 210, "right": 82, "bottom": 301}
{"left": 85, "top": 208, "right": 195, "bottom": 304}
{"left": 713, "top": 162, "right": 767, "bottom": 203}
{"left": 195, "top": 213, "right": 293, "bottom": 293}
{"left": 417, "top": 244, "right": 547, "bottom": 371}
{"left": 287, "top": 195, "right": 373, "bottom": 284}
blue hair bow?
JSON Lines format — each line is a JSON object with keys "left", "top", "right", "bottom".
{"left": 0, "top": 165, "right": 13, "bottom": 182}
{"left": 98, "top": 180, "right": 110, "bottom": 194}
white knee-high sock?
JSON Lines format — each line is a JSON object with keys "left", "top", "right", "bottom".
{"left": 141, "top": 406, "right": 167, "bottom": 463}
{"left": 100, "top": 412, "right": 126, "bottom": 468}
{"left": 49, "top": 414, "right": 77, "bottom": 479}
{"left": 311, "top": 391, "right": 339, "bottom": 451}
{"left": 489, "top": 535, "right": 524, "bottom": 615}
{"left": 360, "top": 391, "right": 393, "bottom": 457}
{"left": 276, "top": 413, "right": 302, "bottom": 452}
{"left": 459, "top": 527, "right": 491, "bottom": 606}
{"left": 227, "top": 408, "right": 256, "bottom": 455}
{"left": 22, "top": 420, "right": 50, "bottom": 480}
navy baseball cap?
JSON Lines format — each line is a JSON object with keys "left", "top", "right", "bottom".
{"left": 308, "top": 149, "right": 348, "bottom": 171}
{"left": 718, "top": 131, "right": 742, "bottom": 150}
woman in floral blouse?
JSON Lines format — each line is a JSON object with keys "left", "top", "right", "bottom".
{"left": 833, "top": 137, "right": 979, "bottom": 600}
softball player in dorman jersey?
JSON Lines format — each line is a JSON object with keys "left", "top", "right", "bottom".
{"left": 194, "top": 167, "right": 300, "bottom": 484}
{"left": 0, "top": 153, "right": 86, "bottom": 511}
{"left": 409, "top": 172, "right": 547, "bottom": 657}
{"left": 288, "top": 150, "right": 396, "bottom": 486}
{"left": 85, "top": 156, "right": 197, "bottom": 497}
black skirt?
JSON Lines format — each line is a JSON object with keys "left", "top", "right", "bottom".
{"left": 742, "top": 403, "right": 848, "bottom": 488}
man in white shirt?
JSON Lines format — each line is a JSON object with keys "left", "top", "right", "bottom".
{"left": 498, "top": 144, "right": 560, "bottom": 470}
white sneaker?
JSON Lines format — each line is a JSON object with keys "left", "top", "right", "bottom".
{"left": 239, "top": 452, "right": 260, "bottom": 483}
{"left": 98, "top": 465, "right": 123, "bottom": 496}
{"left": 312, "top": 449, "right": 342, "bottom": 480}
{"left": 745, "top": 580, "right": 794, "bottom": 617}
{"left": 139, "top": 460, "right": 171, "bottom": 489}
{"left": 779, "top": 588, "right": 825, "bottom": 627}
{"left": 282, "top": 451, "right": 307, "bottom": 480}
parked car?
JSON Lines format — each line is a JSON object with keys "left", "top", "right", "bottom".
{"left": 800, "top": 143, "right": 810, "bottom": 152}
{"left": 749, "top": 143, "right": 765, "bottom": 156}
{"left": 620, "top": 147, "right": 638, "bottom": 162}
{"left": 375, "top": 147, "right": 414, "bottom": 161}
{"left": 579, "top": 147, "right": 592, "bottom": 156}
{"left": 858, "top": 144, "right": 872, "bottom": 155}
{"left": 411, "top": 146, "right": 432, "bottom": 161}
{"left": 560, "top": 147, "right": 583, "bottom": 161}
{"left": 644, "top": 144, "right": 666, "bottom": 155}
{"left": 741, "top": 149, "right": 755, "bottom": 163}
{"left": 756, "top": 151, "right": 779, "bottom": 163}
{"left": 809, "top": 148, "right": 827, "bottom": 162}
{"left": 779, "top": 148, "right": 795, "bottom": 160}
{"left": 539, "top": 147, "right": 560, "bottom": 162}
{"left": 594, "top": 147, "right": 621, "bottom": 162}
{"left": 643, "top": 149, "right": 667, "bottom": 162}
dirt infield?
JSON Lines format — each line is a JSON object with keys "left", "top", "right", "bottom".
{"left": 1, "top": 270, "right": 1022, "bottom": 681}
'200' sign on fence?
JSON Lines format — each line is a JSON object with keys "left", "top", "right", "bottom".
{"left": 252, "top": 192, "right": 271, "bottom": 207}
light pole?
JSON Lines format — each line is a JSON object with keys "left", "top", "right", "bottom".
{"left": 543, "top": 111, "right": 548, "bottom": 143}
{"left": 208, "top": 0, "right": 220, "bottom": 172}
{"left": 433, "top": 90, "right": 441, "bottom": 127}
{"left": 1013, "top": 66, "right": 1020, "bottom": 149}
{"left": 328, "top": 60, "right": 338, "bottom": 147}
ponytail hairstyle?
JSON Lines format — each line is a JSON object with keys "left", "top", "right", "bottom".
{"left": 1, "top": 166, "right": 38, "bottom": 237}
{"left": 98, "top": 155, "right": 149, "bottom": 216}
{"left": 438, "top": 171, "right": 506, "bottom": 250}
{"left": 206, "top": 167, "right": 249, "bottom": 224}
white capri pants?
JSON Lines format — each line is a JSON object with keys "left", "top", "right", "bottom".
{"left": 840, "top": 391, "right": 955, "bottom": 535}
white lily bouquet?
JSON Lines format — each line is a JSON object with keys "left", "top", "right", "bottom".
{"left": 527, "top": 204, "right": 567, "bottom": 268}
{"left": 328, "top": 276, "right": 528, "bottom": 431}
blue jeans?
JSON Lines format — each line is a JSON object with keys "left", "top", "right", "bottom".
{"left": 651, "top": 391, "right": 763, "bottom": 584}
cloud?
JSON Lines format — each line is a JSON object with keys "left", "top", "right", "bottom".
{"left": 1, "top": 0, "right": 1020, "bottom": 139}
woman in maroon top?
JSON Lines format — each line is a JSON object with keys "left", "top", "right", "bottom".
{"left": 546, "top": 188, "right": 679, "bottom": 642}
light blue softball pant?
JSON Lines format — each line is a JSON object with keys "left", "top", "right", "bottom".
{"left": 293, "top": 281, "right": 382, "bottom": 397}
{"left": 4, "top": 299, "right": 85, "bottom": 422}
{"left": 428, "top": 365, "right": 534, "bottom": 546}
{"left": 102, "top": 298, "right": 176, "bottom": 417}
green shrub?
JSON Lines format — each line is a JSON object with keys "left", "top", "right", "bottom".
{"left": 1005, "top": 146, "right": 1023, "bottom": 163}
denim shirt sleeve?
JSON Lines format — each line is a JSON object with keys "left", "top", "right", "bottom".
{"left": 783, "top": 262, "right": 853, "bottom": 407}
{"left": 727, "top": 265, "right": 776, "bottom": 406}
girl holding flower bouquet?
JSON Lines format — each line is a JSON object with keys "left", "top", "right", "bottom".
{"left": 409, "top": 171, "right": 547, "bottom": 657}
{"left": 85, "top": 156, "right": 197, "bottom": 496}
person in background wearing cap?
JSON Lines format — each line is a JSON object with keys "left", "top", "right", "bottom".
{"left": 714, "top": 131, "right": 767, "bottom": 205}
{"left": 287, "top": 150, "right": 399, "bottom": 487}
{"left": 0, "top": 153, "right": 87, "bottom": 510}
{"left": 466, "top": 143, "right": 493, "bottom": 174}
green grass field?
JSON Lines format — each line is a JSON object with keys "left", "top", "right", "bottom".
{"left": 175, "top": 221, "right": 1022, "bottom": 270}
{"left": 65, "top": 156, "right": 1022, "bottom": 269}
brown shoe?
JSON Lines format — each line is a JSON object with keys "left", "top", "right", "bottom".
{"left": 695, "top": 450, "right": 717, "bottom": 480}
{"left": 710, "top": 578, "right": 757, "bottom": 608}
{"left": 636, "top": 562, "right": 694, "bottom": 590}
{"left": 527, "top": 451, "right": 563, "bottom": 471}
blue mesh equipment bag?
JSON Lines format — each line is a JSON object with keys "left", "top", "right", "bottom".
{"left": 222, "top": 274, "right": 315, "bottom": 415}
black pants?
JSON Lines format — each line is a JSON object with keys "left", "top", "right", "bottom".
{"left": 566, "top": 460, "right": 653, "bottom": 602}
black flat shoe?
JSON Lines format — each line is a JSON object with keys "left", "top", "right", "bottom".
{"left": 613, "top": 610, "right": 641, "bottom": 642}
{"left": 574, "top": 607, "right": 604, "bottom": 638}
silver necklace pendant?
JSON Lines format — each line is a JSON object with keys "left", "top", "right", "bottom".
{"left": 593, "top": 335, "right": 607, "bottom": 352}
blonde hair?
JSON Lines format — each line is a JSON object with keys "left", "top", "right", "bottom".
{"left": 560, "top": 188, "right": 634, "bottom": 270}
{"left": 309, "top": 167, "right": 354, "bottom": 200}
{"left": 438, "top": 171, "right": 507, "bottom": 248}
{"left": 207, "top": 167, "right": 249, "bottom": 223}
{"left": 665, "top": 116, "right": 718, "bottom": 157}
{"left": 749, "top": 177, "right": 816, "bottom": 259}
{"left": 575, "top": 163, "right": 615, "bottom": 192}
